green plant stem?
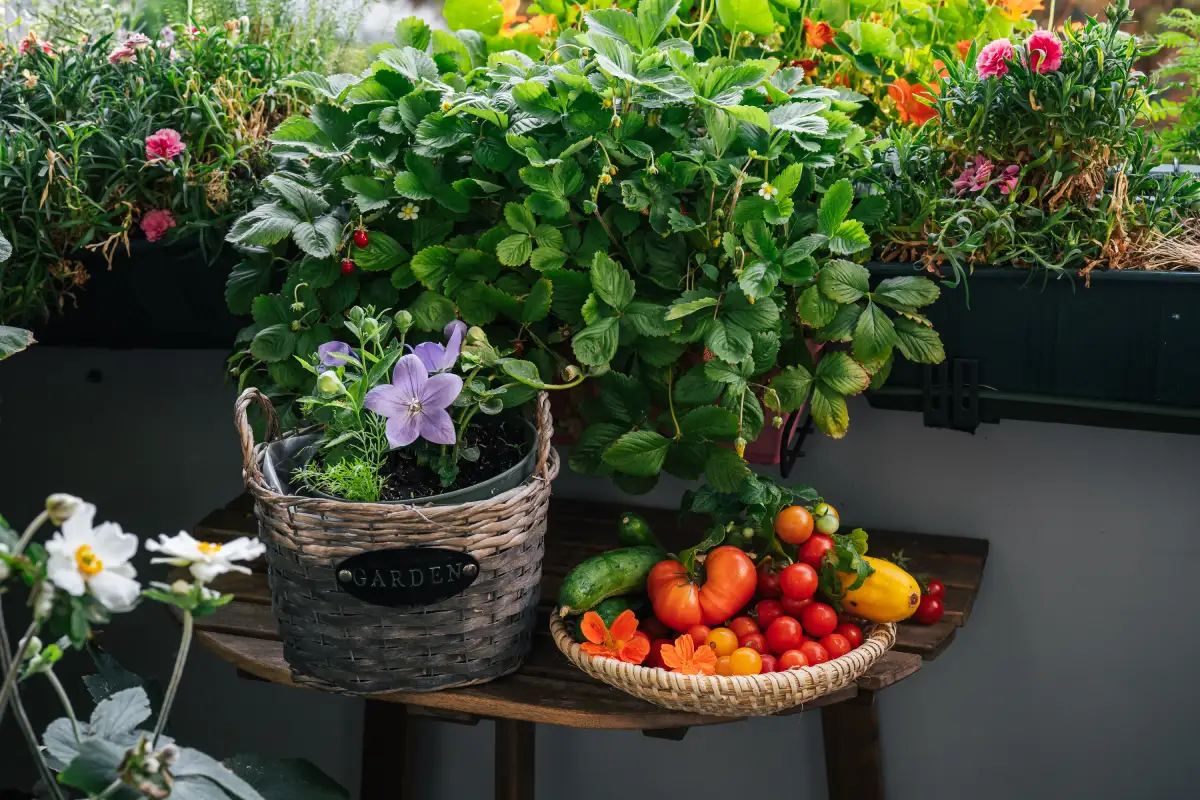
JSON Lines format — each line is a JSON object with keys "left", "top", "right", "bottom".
{"left": 152, "top": 609, "right": 193, "bottom": 748}
{"left": 0, "top": 619, "right": 39, "bottom": 720}
{"left": 14, "top": 510, "right": 48, "bottom": 555}
{"left": 0, "top": 607, "right": 64, "bottom": 800}
{"left": 94, "top": 779, "right": 125, "bottom": 800}
{"left": 668, "top": 368, "right": 681, "bottom": 439}
{"left": 45, "top": 670, "right": 81, "bottom": 744}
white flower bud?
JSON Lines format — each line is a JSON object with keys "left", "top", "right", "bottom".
{"left": 238, "top": 15, "right": 250, "bottom": 28}
{"left": 317, "top": 371, "right": 343, "bottom": 394}
{"left": 159, "top": 744, "right": 180, "bottom": 766}
{"left": 171, "top": 579, "right": 192, "bottom": 595}
{"left": 45, "top": 493, "right": 84, "bottom": 524}
{"left": 143, "top": 756, "right": 161, "bottom": 773}
{"left": 33, "top": 585, "right": 55, "bottom": 620}
{"left": 19, "top": 635, "right": 42, "bottom": 658}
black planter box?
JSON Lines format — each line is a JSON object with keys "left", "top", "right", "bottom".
{"left": 866, "top": 264, "right": 1200, "bottom": 435}
{"left": 28, "top": 240, "right": 244, "bottom": 349}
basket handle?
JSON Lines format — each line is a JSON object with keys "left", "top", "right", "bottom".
{"left": 533, "top": 391, "right": 553, "bottom": 479}
{"left": 235, "top": 387, "right": 279, "bottom": 486}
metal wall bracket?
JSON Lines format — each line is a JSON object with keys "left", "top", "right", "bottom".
{"left": 779, "top": 405, "right": 815, "bottom": 479}
{"left": 922, "top": 358, "right": 981, "bottom": 433}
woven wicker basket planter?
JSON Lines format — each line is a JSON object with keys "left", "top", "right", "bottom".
{"left": 550, "top": 611, "right": 895, "bottom": 716}
{"left": 235, "top": 387, "right": 560, "bottom": 694}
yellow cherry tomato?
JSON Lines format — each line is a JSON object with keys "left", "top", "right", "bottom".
{"left": 716, "top": 655, "right": 733, "bottom": 676}
{"left": 706, "top": 627, "right": 739, "bottom": 657}
{"left": 730, "top": 647, "right": 763, "bottom": 676}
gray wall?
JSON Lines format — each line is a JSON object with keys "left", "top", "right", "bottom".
{"left": 2, "top": 347, "right": 1198, "bottom": 798}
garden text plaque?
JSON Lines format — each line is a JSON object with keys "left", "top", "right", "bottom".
{"left": 336, "top": 548, "right": 480, "bottom": 607}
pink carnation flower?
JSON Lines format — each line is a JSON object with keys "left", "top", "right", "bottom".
{"left": 976, "top": 39, "right": 1014, "bottom": 79}
{"left": 145, "top": 128, "right": 186, "bottom": 160}
{"left": 1025, "top": 30, "right": 1063, "bottom": 73}
{"left": 996, "top": 164, "right": 1020, "bottom": 195}
{"left": 952, "top": 157, "right": 995, "bottom": 195}
{"left": 140, "top": 209, "right": 177, "bottom": 242}
{"left": 108, "top": 44, "right": 137, "bottom": 64}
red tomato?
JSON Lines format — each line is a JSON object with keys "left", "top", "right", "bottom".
{"left": 913, "top": 595, "right": 944, "bottom": 625}
{"left": 641, "top": 617, "right": 670, "bottom": 640}
{"left": 820, "top": 633, "right": 851, "bottom": 660}
{"left": 925, "top": 579, "right": 946, "bottom": 599}
{"left": 686, "top": 625, "right": 712, "bottom": 649}
{"left": 799, "top": 640, "right": 829, "bottom": 666}
{"left": 728, "top": 616, "right": 759, "bottom": 639}
{"left": 755, "top": 599, "right": 784, "bottom": 630}
{"left": 779, "top": 649, "right": 809, "bottom": 670}
{"left": 739, "top": 632, "right": 768, "bottom": 654}
{"left": 647, "top": 547, "right": 757, "bottom": 629}
{"left": 766, "top": 616, "right": 805, "bottom": 655}
{"left": 780, "top": 596, "right": 813, "bottom": 617}
{"left": 648, "top": 638, "right": 673, "bottom": 669}
{"left": 759, "top": 653, "right": 779, "bottom": 673}
{"left": 756, "top": 562, "right": 782, "bottom": 599}
{"left": 800, "top": 602, "right": 838, "bottom": 638}
{"left": 798, "top": 533, "right": 834, "bottom": 569}
{"left": 835, "top": 623, "right": 863, "bottom": 649}
{"left": 779, "top": 563, "right": 818, "bottom": 601}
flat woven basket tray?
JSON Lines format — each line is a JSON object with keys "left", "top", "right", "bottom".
{"left": 550, "top": 612, "right": 896, "bottom": 717}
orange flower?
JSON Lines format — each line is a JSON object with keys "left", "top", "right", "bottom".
{"left": 933, "top": 58, "right": 948, "bottom": 78}
{"left": 803, "top": 18, "right": 835, "bottom": 50}
{"left": 500, "top": 0, "right": 526, "bottom": 32}
{"left": 956, "top": 40, "right": 972, "bottom": 60}
{"left": 832, "top": 72, "right": 851, "bottom": 88}
{"left": 798, "top": 58, "right": 819, "bottom": 78}
{"left": 659, "top": 634, "right": 718, "bottom": 676}
{"left": 580, "top": 610, "right": 650, "bottom": 664}
{"left": 887, "top": 78, "right": 938, "bottom": 126}
{"left": 500, "top": 0, "right": 557, "bottom": 37}
{"left": 998, "top": 0, "right": 1044, "bottom": 23}
{"left": 524, "top": 14, "right": 557, "bottom": 36}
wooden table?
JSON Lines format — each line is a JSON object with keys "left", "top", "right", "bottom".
{"left": 184, "top": 496, "right": 988, "bottom": 800}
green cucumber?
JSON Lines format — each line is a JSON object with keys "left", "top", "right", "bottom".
{"left": 617, "top": 512, "right": 662, "bottom": 548}
{"left": 557, "top": 545, "right": 664, "bottom": 616}
{"left": 572, "top": 595, "right": 647, "bottom": 643}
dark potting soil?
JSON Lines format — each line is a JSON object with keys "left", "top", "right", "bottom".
{"left": 378, "top": 417, "right": 529, "bottom": 501}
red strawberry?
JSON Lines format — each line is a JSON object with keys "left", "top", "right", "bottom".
{"left": 353, "top": 229, "right": 369, "bottom": 248}
{"left": 341, "top": 259, "right": 355, "bottom": 275}
{"left": 702, "top": 348, "right": 715, "bottom": 362}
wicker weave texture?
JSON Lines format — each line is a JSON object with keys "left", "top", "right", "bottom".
{"left": 550, "top": 612, "right": 895, "bottom": 716}
{"left": 235, "top": 388, "right": 559, "bottom": 694}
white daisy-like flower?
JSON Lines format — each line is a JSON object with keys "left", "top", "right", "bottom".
{"left": 758, "top": 182, "right": 778, "bottom": 200}
{"left": 399, "top": 204, "right": 420, "bottom": 220}
{"left": 45, "top": 505, "right": 140, "bottom": 612}
{"left": 145, "top": 532, "right": 264, "bottom": 583}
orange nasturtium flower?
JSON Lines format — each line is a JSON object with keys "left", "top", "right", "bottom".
{"left": 998, "top": 0, "right": 1044, "bottom": 23}
{"left": 803, "top": 18, "right": 835, "bottom": 50}
{"left": 500, "top": 0, "right": 556, "bottom": 37}
{"left": 887, "top": 78, "right": 938, "bottom": 126}
{"left": 956, "top": 40, "right": 972, "bottom": 60}
{"left": 660, "top": 634, "right": 718, "bottom": 676}
{"left": 580, "top": 610, "right": 650, "bottom": 664}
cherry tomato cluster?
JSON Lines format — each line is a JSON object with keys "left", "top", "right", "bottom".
{"left": 914, "top": 577, "right": 945, "bottom": 625}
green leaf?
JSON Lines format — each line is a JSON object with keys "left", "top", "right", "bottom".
{"left": 522, "top": 279, "right": 553, "bottom": 323}
{"left": 225, "top": 261, "right": 270, "bottom": 315}
{"left": 725, "top": 105, "right": 771, "bottom": 129}
{"left": 799, "top": 285, "right": 838, "bottom": 328}
{"left": 818, "top": 178, "right": 854, "bottom": 237}
{"left": 378, "top": 46, "right": 441, "bottom": 83}
{"left": 586, "top": 8, "right": 643, "bottom": 46}
{"left": 772, "top": 163, "right": 805, "bottom": 199}
{"left": 531, "top": 247, "right": 568, "bottom": 271}
{"left": 769, "top": 365, "right": 814, "bottom": 411}
{"left": 355, "top": 233, "right": 408, "bottom": 272}
{"left": 852, "top": 303, "right": 897, "bottom": 363}
{"left": 704, "top": 320, "right": 753, "bottom": 362}
{"left": 738, "top": 261, "right": 781, "bottom": 302}
{"left": 849, "top": 194, "right": 889, "bottom": 225}
{"left": 821, "top": 302, "right": 864, "bottom": 341}
{"left": 411, "top": 245, "right": 455, "bottom": 289}
{"left": 395, "top": 16, "right": 431, "bottom": 48}
{"left": 874, "top": 276, "right": 940, "bottom": 308}
{"left": 394, "top": 172, "right": 434, "bottom": 200}
{"left": 624, "top": 301, "right": 679, "bottom": 337}
{"left": 224, "top": 756, "right": 349, "bottom": 800}
{"left": 637, "top": 0, "right": 681, "bottom": 47}
{"left": 704, "top": 357, "right": 751, "bottom": 387}
{"left": 818, "top": 259, "right": 870, "bottom": 303}
{"left": 666, "top": 294, "right": 718, "bottom": 319}
{"left": 409, "top": 291, "right": 457, "bottom": 331}
{"left": 527, "top": 193, "right": 570, "bottom": 219}
{"left": 715, "top": 0, "right": 774, "bottom": 35}
{"left": 674, "top": 363, "right": 724, "bottom": 405}
{"left": 265, "top": 175, "right": 329, "bottom": 219}
{"left": 342, "top": 175, "right": 393, "bottom": 212}
{"left": 501, "top": 359, "right": 548, "bottom": 388}
{"left": 591, "top": 252, "right": 635, "bottom": 311}
{"left": 815, "top": 351, "right": 870, "bottom": 395}
{"left": 504, "top": 202, "right": 537, "bottom": 235}
{"left": 704, "top": 446, "right": 751, "bottom": 492}
{"left": 569, "top": 423, "right": 626, "bottom": 476}
{"left": 664, "top": 436, "right": 709, "bottom": 480}
{"left": 809, "top": 383, "right": 850, "bottom": 438}
{"left": 292, "top": 215, "right": 342, "bottom": 259}
{"left": 828, "top": 219, "right": 871, "bottom": 255}
{"left": 722, "top": 295, "right": 778, "bottom": 332}
{"left": 572, "top": 316, "right": 619, "bottom": 365}
{"left": 497, "top": 234, "right": 534, "bottom": 266}
{"left": 602, "top": 430, "right": 671, "bottom": 476}
{"left": 251, "top": 324, "right": 295, "bottom": 363}
{"left": 769, "top": 102, "right": 831, "bottom": 134}
{"left": 636, "top": 337, "right": 687, "bottom": 366}
{"left": 893, "top": 317, "right": 946, "bottom": 363}
{"left": 680, "top": 406, "right": 739, "bottom": 440}
{"left": 226, "top": 203, "right": 299, "bottom": 247}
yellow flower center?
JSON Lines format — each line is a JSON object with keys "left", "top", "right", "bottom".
{"left": 74, "top": 545, "right": 104, "bottom": 576}
{"left": 197, "top": 541, "right": 222, "bottom": 556}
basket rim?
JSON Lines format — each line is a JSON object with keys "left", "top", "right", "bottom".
{"left": 550, "top": 610, "right": 894, "bottom": 694}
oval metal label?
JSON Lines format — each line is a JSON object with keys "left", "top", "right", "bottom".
{"left": 335, "top": 548, "right": 480, "bottom": 607}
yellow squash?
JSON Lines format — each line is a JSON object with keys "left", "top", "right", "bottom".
{"left": 838, "top": 556, "right": 921, "bottom": 623}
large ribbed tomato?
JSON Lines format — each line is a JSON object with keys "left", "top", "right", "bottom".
{"left": 647, "top": 546, "right": 757, "bottom": 631}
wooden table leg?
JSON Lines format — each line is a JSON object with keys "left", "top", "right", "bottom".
{"left": 495, "top": 719, "right": 535, "bottom": 800}
{"left": 361, "top": 701, "right": 411, "bottom": 800}
{"left": 820, "top": 690, "right": 884, "bottom": 800}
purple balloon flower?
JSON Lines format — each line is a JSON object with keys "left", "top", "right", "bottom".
{"left": 317, "top": 341, "right": 355, "bottom": 373}
{"left": 365, "top": 354, "right": 463, "bottom": 447}
{"left": 412, "top": 321, "right": 464, "bottom": 374}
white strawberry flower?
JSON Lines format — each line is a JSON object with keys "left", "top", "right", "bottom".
{"left": 145, "top": 532, "right": 264, "bottom": 583}
{"left": 44, "top": 505, "right": 140, "bottom": 612}
{"left": 399, "top": 204, "right": 419, "bottom": 220}
{"left": 758, "top": 182, "right": 778, "bottom": 200}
